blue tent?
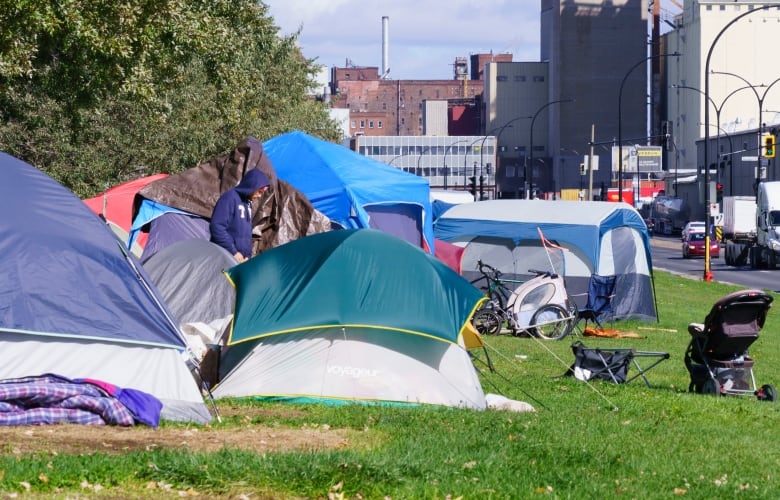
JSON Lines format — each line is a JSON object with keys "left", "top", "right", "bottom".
{"left": 435, "top": 200, "right": 656, "bottom": 322}
{"left": 0, "top": 153, "right": 210, "bottom": 423}
{"left": 263, "top": 131, "right": 435, "bottom": 253}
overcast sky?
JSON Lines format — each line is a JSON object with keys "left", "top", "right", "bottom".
{"left": 264, "top": 0, "right": 542, "bottom": 81}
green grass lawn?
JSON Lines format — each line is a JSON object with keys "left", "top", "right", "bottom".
{"left": 2, "top": 270, "right": 780, "bottom": 499}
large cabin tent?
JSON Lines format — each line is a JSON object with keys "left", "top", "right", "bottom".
{"left": 434, "top": 200, "right": 656, "bottom": 322}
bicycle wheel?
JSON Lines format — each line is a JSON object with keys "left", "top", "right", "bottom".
{"left": 472, "top": 309, "right": 503, "bottom": 335}
{"left": 530, "top": 304, "right": 573, "bottom": 340}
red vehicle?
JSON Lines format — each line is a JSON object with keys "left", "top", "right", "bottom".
{"left": 682, "top": 231, "right": 720, "bottom": 259}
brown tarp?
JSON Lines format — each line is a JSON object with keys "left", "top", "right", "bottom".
{"left": 135, "top": 136, "right": 331, "bottom": 255}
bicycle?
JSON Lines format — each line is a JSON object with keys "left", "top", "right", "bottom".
{"left": 470, "top": 261, "right": 522, "bottom": 335}
{"left": 471, "top": 260, "right": 578, "bottom": 340}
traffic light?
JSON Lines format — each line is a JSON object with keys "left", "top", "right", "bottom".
{"left": 763, "top": 133, "right": 776, "bottom": 158}
{"left": 478, "top": 175, "right": 485, "bottom": 200}
{"left": 468, "top": 176, "right": 477, "bottom": 198}
{"left": 661, "top": 120, "right": 673, "bottom": 151}
{"left": 716, "top": 182, "right": 724, "bottom": 203}
{"left": 579, "top": 163, "right": 586, "bottom": 176}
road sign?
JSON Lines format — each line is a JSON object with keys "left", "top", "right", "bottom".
{"left": 709, "top": 203, "right": 719, "bottom": 216}
{"left": 742, "top": 155, "right": 758, "bottom": 162}
{"left": 583, "top": 155, "right": 599, "bottom": 171}
{"left": 611, "top": 145, "right": 662, "bottom": 172}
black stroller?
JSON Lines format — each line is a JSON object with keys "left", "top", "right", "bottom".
{"left": 685, "top": 289, "right": 776, "bottom": 401}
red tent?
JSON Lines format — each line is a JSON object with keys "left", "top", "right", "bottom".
{"left": 434, "top": 238, "right": 465, "bottom": 274}
{"left": 83, "top": 174, "right": 169, "bottom": 248}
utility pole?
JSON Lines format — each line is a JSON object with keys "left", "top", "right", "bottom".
{"left": 588, "top": 124, "right": 595, "bottom": 202}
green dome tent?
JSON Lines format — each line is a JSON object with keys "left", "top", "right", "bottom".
{"left": 213, "top": 229, "right": 487, "bottom": 408}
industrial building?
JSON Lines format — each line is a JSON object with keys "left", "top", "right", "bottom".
{"left": 320, "top": 1, "right": 780, "bottom": 212}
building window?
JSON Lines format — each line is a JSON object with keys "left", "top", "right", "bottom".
{"left": 369, "top": 120, "right": 374, "bottom": 128}
{"left": 378, "top": 121, "right": 383, "bottom": 129}
{"left": 382, "top": 102, "right": 387, "bottom": 110}
{"left": 533, "top": 76, "right": 545, "bottom": 82}
{"left": 351, "top": 120, "right": 356, "bottom": 129}
{"left": 514, "top": 75, "right": 526, "bottom": 82}
{"left": 497, "top": 75, "right": 508, "bottom": 82}
{"left": 506, "top": 166, "right": 516, "bottom": 177}
{"left": 360, "top": 120, "right": 365, "bottom": 128}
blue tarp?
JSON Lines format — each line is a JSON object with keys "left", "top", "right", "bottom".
{"left": 263, "top": 131, "right": 435, "bottom": 253}
{"left": 128, "top": 199, "right": 189, "bottom": 249}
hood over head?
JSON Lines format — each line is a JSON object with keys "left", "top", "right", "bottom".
{"left": 235, "top": 168, "right": 270, "bottom": 198}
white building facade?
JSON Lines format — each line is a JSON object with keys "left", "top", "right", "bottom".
{"left": 666, "top": 1, "right": 780, "bottom": 174}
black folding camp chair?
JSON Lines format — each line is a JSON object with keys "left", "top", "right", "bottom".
{"left": 562, "top": 341, "right": 670, "bottom": 387}
{"left": 574, "top": 274, "right": 617, "bottom": 333}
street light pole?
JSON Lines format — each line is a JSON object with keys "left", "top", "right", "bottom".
{"left": 490, "top": 116, "right": 532, "bottom": 198}
{"left": 702, "top": 4, "right": 772, "bottom": 282}
{"left": 528, "top": 99, "right": 573, "bottom": 199}
{"left": 477, "top": 126, "right": 509, "bottom": 200}
{"left": 619, "top": 52, "right": 679, "bottom": 203}
{"left": 711, "top": 71, "right": 780, "bottom": 193}
{"left": 464, "top": 138, "right": 482, "bottom": 189}
{"left": 442, "top": 140, "right": 466, "bottom": 190}
{"left": 672, "top": 83, "right": 752, "bottom": 195}
{"left": 700, "top": 122, "right": 733, "bottom": 194}
{"left": 416, "top": 146, "right": 431, "bottom": 176}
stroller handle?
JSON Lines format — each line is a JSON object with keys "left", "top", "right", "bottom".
{"left": 528, "top": 268, "right": 557, "bottom": 278}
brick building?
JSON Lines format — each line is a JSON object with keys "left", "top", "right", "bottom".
{"left": 328, "top": 55, "right": 509, "bottom": 137}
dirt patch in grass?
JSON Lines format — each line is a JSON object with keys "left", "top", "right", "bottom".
{"left": 0, "top": 405, "right": 353, "bottom": 456}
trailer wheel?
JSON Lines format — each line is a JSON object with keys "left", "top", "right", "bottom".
{"left": 749, "top": 246, "right": 759, "bottom": 269}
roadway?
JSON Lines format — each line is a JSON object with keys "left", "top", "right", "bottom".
{"left": 649, "top": 235, "right": 780, "bottom": 292}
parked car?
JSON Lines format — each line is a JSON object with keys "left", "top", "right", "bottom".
{"left": 682, "top": 231, "right": 720, "bottom": 259}
{"left": 681, "top": 221, "right": 706, "bottom": 241}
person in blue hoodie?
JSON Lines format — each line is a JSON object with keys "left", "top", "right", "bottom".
{"left": 210, "top": 168, "right": 270, "bottom": 262}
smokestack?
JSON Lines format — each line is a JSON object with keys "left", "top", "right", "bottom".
{"left": 382, "top": 16, "right": 389, "bottom": 79}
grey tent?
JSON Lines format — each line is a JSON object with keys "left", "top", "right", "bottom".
{"left": 143, "top": 239, "right": 237, "bottom": 355}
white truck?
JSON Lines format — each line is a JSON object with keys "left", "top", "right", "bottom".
{"left": 722, "top": 196, "right": 756, "bottom": 266}
{"left": 722, "top": 182, "right": 780, "bottom": 268}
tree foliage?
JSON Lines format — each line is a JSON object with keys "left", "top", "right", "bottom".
{"left": 0, "top": 0, "right": 339, "bottom": 197}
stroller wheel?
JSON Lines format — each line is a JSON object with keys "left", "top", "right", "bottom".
{"left": 701, "top": 378, "right": 721, "bottom": 396}
{"left": 530, "top": 304, "right": 572, "bottom": 340}
{"left": 472, "top": 309, "right": 502, "bottom": 335}
{"left": 758, "top": 384, "right": 777, "bottom": 402}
